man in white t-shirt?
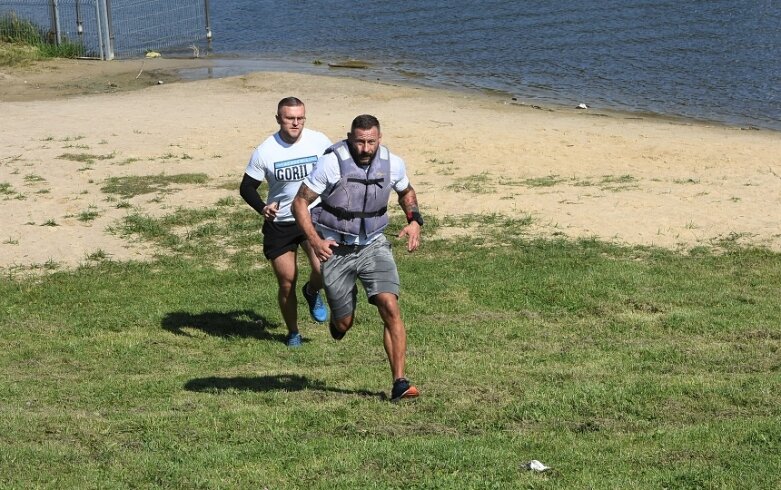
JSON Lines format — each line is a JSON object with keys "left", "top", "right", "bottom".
{"left": 239, "top": 97, "right": 332, "bottom": 347}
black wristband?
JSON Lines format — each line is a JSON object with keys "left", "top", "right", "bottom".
{"left": 406, "top": 211, "right": 424, "bottom": 226}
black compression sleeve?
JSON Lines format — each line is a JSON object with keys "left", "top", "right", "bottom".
{"left": 239, "top": 173, "right": 266, "bottom": 215}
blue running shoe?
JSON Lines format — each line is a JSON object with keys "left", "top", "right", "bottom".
{"left": 285, "top": 332, "right": 302, "bottom": 348}
{"left": 302, "top": 282, "right": 327, "bottom": 323}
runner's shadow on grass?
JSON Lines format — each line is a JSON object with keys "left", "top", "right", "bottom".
{"left": 184, "top": 374, "right": 387, "bottom": 400}
{"left": 161, "top": 310, "right": 283, "bottom": 342}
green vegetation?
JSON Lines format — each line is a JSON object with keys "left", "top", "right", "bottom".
{"left": 522, "top": 174, "right": 568, "bottom": 187}
{"left": 440, "top": 212, "right": 533, "bottom": 231}
{"left": 57, "top": 152, "right": 115, "bottom": 164}
{"left": 446, "top": 172, "right": 495, "bottom": 193}
{"left": 23, "top": 173, "right": 46, "bottom": 183}
{"left": 1, "top": 205, "right": 780, "bottom": 488}
{"left": 0, "top": 14, "right": 84, "bottom": 65}
{"left": 60, "top": 135, "right": 86, "bottom": 142}
{"left": 77, "top": 206, "right": 100, "bottom": 222}
{"left": 118, "top": 157, "right": 141, "bottom": 166}
{"left": 85, "top": 249, "right": 109, "bottom": 261}
{"left": 102, "top": 173, "right": 209, "bottom": 198}
{"left": 428, "top": 158, "right": 458, "bottom": 176}
{"left": 600, "top": 174, "right": 639, "bottom": 192}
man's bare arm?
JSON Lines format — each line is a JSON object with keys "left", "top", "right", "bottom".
{"left": 396, "top": 185, "right": 421, "bottom": 252}
{"left": 397, "top": 185, "right": 419, "bottom": 215}
{"left": 292, "top": 184, "right": 338, "bottom": 261}
{"left": 292, "top": 184, "right": 320, "bottom": 242}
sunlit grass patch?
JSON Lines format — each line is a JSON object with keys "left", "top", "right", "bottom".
{"left": 101, "top": 173, "right": 209, "bottom": 198}
{"left": 110, "top": 203, "right": 259, "bottom": 264}
{"left": 84, "top": 249, "right": 109, "bottom": 262}
{"left": 522, "top": 174, "right": 568, "bottom": 187}
{"left": 57, "top": 152, "right": 116, "bottom": 164}
{"left": 441, "top": 212, "right": 533, "bottom": 231}
{"left": 118, "top": 157, "right": 141, "bottom": 166}
{"left": 446, "top": 172, "right": 495, "bottom": 193}
{"left": 2, "top": 203, "right": 780, "bottom": 487}
{"left": 427, "top": 158, "right": 458, "bottom": 176}
{"left": 59, "top": 135, "right": 85, "bottom": 142}
{"left": 599, "top": 174, "right": 639, "bottom": 192}
{"left": 0, "top": 41, "right": 40, "bottom": 65}
{"left": 215, "top": 181, "right": 239, "bottom": 191}
{"left": 23, "top": 173, "right": 46, "bottom": 183}
{"left": 216, "top": 196, "right": 237, "bottom": 206}
{"left": 77, "top": 206, "right": 100, "bottom": 222}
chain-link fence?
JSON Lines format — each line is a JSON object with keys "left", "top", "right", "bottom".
{"left": 0, "top": 0, "right": 210, "bottom": 59}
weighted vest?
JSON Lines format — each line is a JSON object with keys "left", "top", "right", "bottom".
{"left": 315, "top": 140, "right": 392, "bottom": 238}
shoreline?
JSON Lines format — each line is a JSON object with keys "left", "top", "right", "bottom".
{"left": 2, "top": 58, "right": 781, "bottom": 271}
{"left": 184, "top": 56, "right": 781, "bottom": 134}
{"left": 2, "top": 55, "right": 777, "bottom": 134}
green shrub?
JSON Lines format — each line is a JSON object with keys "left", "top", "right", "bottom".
{"left": 0, "top": 13, "right": 42, "bottom": 44}
{"left": 0, "top": 13, "right": 85, "bottom": 63}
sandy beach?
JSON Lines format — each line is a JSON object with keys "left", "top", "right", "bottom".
{"left": 2, "top": 57, "right": 780, "bottom": 271}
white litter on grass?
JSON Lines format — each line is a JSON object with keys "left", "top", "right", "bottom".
{"left": 523, "top": 460, "right": 551, "bottom": 472}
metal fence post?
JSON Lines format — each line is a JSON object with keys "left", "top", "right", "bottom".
{"left": 93, "top": 0, "right": 104, "bottom": 59}
{"left": 75, "top": 0, "right": 83, "bottom": 42}
{"left": 204, "top": 0, "right": 212, "bottom": 43}
{"left": 50, "top": 0, "right": 62, "bottom": 45}
{"left": 98, "top": 0, "right": 113, "bottom": 59}
{"left": 105, "top": 0, "right": 115, "bottom": 58}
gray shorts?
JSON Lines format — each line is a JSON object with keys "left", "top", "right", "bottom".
{"left": 321, "top": 235, "right": 400, "bottom": 320}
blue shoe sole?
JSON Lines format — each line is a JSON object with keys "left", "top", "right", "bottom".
{"left": 303, "top": 283, "right": 327, "bottom": 323}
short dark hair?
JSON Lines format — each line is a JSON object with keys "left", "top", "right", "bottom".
{"left": 277, "top": 96, "right": 304, "bottom": 113}
{"left": 351, "top": 114, "right": 380, "bottom": 133}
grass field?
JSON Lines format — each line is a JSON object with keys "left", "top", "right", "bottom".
{"left": 2, "top": 204, "right": 780, "bottom": 488}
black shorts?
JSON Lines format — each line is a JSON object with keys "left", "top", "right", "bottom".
{"left": 262, "top": 220, "right": 307, "bottom": 260}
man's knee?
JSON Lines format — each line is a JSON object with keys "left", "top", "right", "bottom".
{"left": 276, "top": 276, "right": 297, "bottom": 295}
{"left": 373, "top": 293, "right": 401, "bottom": 320}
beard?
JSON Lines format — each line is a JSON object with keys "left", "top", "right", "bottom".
{"left": 349, "top": 146, "right": 376, "bottom": 165}
{"left": 358, "top": 151, "right": 375, "bottom": 164}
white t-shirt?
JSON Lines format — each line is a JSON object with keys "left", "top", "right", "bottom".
{"left": 303, "top": 144, "right": 410, "bottom": 245}
{"left": 245, "top": 128, "right": 332, "bottom": 222}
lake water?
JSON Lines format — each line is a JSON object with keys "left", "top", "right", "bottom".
{"left": 201, "top": 0, "right": 780, "bottom": 131}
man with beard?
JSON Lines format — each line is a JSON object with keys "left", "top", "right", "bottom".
{"left": 292, "top": 114, "right": 424, "bottom": 402}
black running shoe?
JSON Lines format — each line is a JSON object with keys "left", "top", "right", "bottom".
{"left": 391, "top": 377, "right": 419, "bottom": 403}
{"left": 329, "top": 322, "right": 346, "bottom": 341}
